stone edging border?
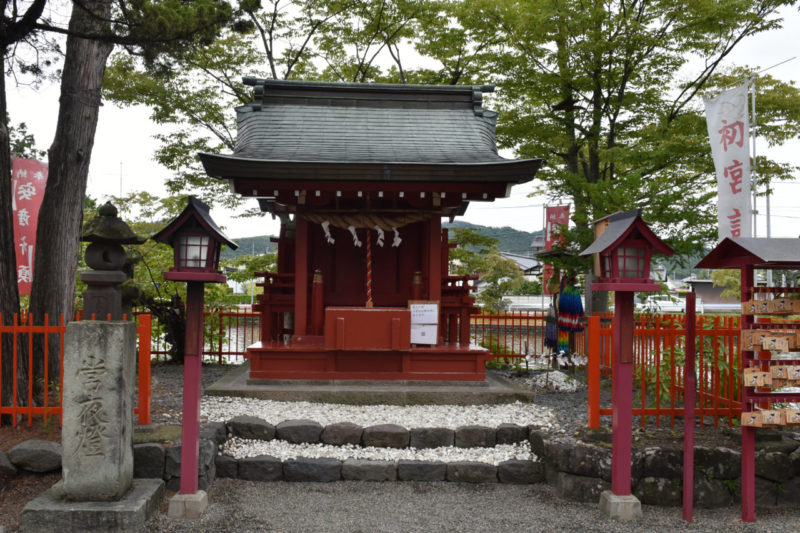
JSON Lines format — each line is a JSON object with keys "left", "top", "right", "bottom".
{"left": 127, "top": 417, "right": 800, "bottom": 508}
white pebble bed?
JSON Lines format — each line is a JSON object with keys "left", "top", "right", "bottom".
{"left": 222, "top": 438, "right": 535, "bottom": 465}
{"left": 523, "top": 371, "right": 585, "bottom": 393}
{"left": 202, "top": 397, "right": 556, "bottom": 462}
{"left": 201, "top": 397, "right": 558, "bottom": 430}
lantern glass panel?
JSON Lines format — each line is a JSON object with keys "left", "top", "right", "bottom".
{"left": 178, "top": 234, "right": 209, "bottom": 269}
{"left": 618, "top": 246, "right": 646, "bottom": 278}
{"left": 601, "top": 253, "right": 613, "bottom": 279}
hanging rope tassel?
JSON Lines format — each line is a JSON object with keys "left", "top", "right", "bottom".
{"left": 365, "top": 228, "right": 373, "bottom": 308}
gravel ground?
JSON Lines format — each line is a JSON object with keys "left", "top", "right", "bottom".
{"left": 145, "top": 480, "right": 793, "bottom": 533}
{"left": 142, "top": 363, "right": 794, "bottom": 532}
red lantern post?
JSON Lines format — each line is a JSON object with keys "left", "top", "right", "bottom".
{"left": 153, "top": 197, "right": 237, "bottom": 518}
{"left": 581, "top": 209, "right": 673, "bottom": 520}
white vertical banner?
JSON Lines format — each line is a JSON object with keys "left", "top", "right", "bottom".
{"left": 704, "top": 83, "right": 752, "bottom": 240}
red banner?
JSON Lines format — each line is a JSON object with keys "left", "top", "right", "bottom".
{"left": 543, "top": 205, "right": 570, "bottom": 295}
{"left": 12, "top": 158, "right": 49, "bottom": 295}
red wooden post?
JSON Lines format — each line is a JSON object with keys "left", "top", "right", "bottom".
{"left": 59, "top": 313, "right": 64, "bottom": 426}
{"left": 683, "top": 292, "right": 696, "bottom": 522}
{"left": 138, "top": 314, "right": 152, "bottom": 426}
{"left": 294, "top": 217, "right": 309, "bottom": 337}
{"left": 0, "top": 314, "right": 3, "bottom": 425}
{"left": 587, "top": 315, "right": 601, "bottom": 429}
{"left": 27, "top": 311, "right": 33, "bottom": 426}
{"left": 741, "top": 264, "right": 755, "bottom": 522}
{"left": 611, "top": 291, "right": 634, "bottom": 495}
{"left": 43, "top": 313, "right": 49, "bottom": 424}
{"left": 180, "top": 281, "right": 204, "bottom": 494}
{"left": 13, "top": 313, "right": 18, "bottom": 427}
{"left": 428, "top": 217, "right": 442, "bottom": 302}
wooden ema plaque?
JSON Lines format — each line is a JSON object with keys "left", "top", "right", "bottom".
{"left": 741, "top": 410, "right": 800, "bottom": 428}
{"left": 740, "top": 329, "right": 797, "bottom": 353}
{"left": 742, "top": 298, "right": 800, "bottom": 315}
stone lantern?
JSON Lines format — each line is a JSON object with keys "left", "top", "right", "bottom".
{"left": 20, "top": 203, "right": 161, "bottom": 531}
{"left": 81, "top": 202, "right": 145, "bottom": 320}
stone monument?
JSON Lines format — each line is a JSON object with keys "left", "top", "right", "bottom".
{"left": 20, "top": 203, "right": 163, "bottom": 532}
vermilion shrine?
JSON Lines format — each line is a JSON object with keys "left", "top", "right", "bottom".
{"left": 201, "top": 79, "right": 541, "bottom": 381}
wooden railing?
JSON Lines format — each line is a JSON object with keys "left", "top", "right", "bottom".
{"left": 470, "top": 311, "right": 587, "bottom": 358}
{"left": 587, "top": 313, "right": 742, "bottom": 428}
{"left": 147, "top": 308, "right": 259, "bottom": 364}
{"left": 0, "top": 312, "right": 152, "bottom": 427}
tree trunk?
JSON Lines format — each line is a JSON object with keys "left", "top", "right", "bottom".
{"left": 29, "top": 0, "right": 113, "bottom": 382}
{"left": 0, "top": 46, "right": 29, "bottom": 418}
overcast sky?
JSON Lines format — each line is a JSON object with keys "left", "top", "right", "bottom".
{"left": 7, "top": 5, "right": 800, "bottom": 240}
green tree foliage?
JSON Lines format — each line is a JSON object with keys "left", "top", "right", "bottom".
{"left": 476, "top": 254, "right": 524, "bottom": 312}
{"left": 712, "top": 269, "right": 800, "bottom": 300}
{"left": 448, "top": 227, "right": 497, "bottom": 277}
{"left": 226, "top": 253, "right": 277, "bottom": 286}
{"left": 19, "top": 0, "right": 235, "bottom": 390}
{"left": 101, "top": 0, "right": 495, "bottom": 208}
{"left": 101, "top": 0, "right": 800, "bottom": 269}
{"left": 465, "top": 0, "right": 799, "bottom": 266}
{"left": 449, "top": 227, "right": 523, "bottom": 310}
{"left": 7, "top": 117, "right": 47, "bottom": 159}
{"left": 107, "top": 192, "right": 253, "bottom": 361}
{"left": 712, "top": 269, "right": 742, "bottom": 301}
{"left": 511, "top": 279, "right": 542, "bottom": 296}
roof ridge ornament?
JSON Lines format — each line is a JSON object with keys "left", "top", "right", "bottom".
{"left": 472, "top": 87, "right": 484, "bottom": 117}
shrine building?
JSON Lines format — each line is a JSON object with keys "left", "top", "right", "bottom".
{"left": 200, "top": 79, "right": 542, "bottom": 381}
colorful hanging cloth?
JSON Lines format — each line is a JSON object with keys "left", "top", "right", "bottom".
{"left": 557, "top": 278, "right": 585, "bottom": 334}
{"left": 544, "top": 304, "right": 558, "bottom": 350}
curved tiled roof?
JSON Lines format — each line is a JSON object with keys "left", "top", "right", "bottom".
{"left": 200, "top": 79, "right": 541, "bottom": 184}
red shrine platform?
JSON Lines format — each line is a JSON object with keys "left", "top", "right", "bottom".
{"left": 200, "top": 79, "right": 542, "bottom": 381}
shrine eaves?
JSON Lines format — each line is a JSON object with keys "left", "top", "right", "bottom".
{"left": 199, "top": 78, "right": 543, "bottom": 219}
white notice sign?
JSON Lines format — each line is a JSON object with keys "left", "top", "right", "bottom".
{"left": 409, "top": 302, "right": 438, "bottom": 325}
{"left": 411, "top": 324, "right": 438, "bottom": 344}
{"left": 409, "top": 300, "right": 438, "bottom": 345}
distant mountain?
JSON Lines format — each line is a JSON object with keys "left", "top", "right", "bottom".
{"left": 220, "top": 235, "right": 276, "bottom": 260}
{"left": 444, "top": 221, "right": 540, "bottom": 256}
{"left": 221, "top": 222, "right": 541, "bottom": 260}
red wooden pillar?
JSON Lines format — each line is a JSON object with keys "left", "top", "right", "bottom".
{"left": 611, "top": 290, "right": 634, "bottom": 495}
{"left": 428, "top": 217, "right": 442, "bottom": 344}
{"left": 587, "top": 315, "right": 601, "bottom": 429}
{"left": 741, "top": 264, "right": 755, "bottom": 522}
{"left": 180, "top": 281, "right": 204, "bottom": 494}
{"left": 429, "top": 217, "right": 441, "bottom": 301}
{"left": 683, "top": 292, "right": 696, "bottom": 522}
{"left": 459, "top": 307, "right": 471, "bottom": 346}
{"left": 294, "top": 217, "right": 308, "bottom": 338}
{"left": 440, "top": 228, "right": 449, "bottom": 278}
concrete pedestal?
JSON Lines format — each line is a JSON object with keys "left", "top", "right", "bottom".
{"left": 19, "top": 479, "right": 164, "bottom": 533}
{"left": 599, "top": 490, "right": 642, "bottom": 521}
{"left": 167, "top": 491, "right": 208, "bottom": 519}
